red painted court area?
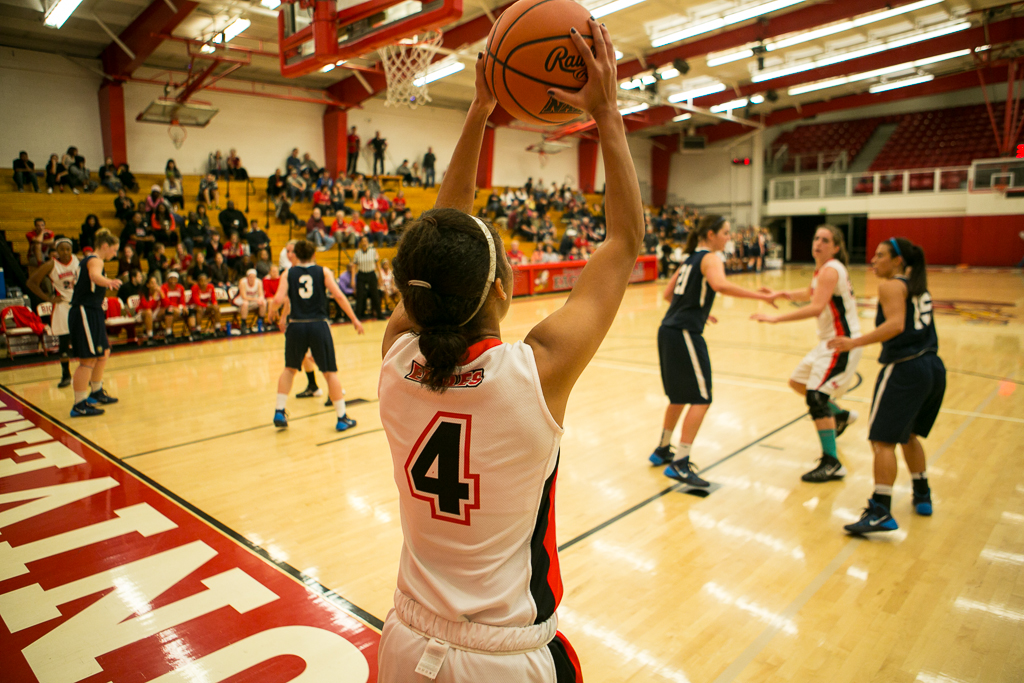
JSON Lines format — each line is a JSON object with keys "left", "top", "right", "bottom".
{"left": 0, "top": 388, "right": 379, "bottom": 683}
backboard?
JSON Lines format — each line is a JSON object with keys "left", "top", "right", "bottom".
{"left": 136, "top": 99, "right": 220, "bottom": 127}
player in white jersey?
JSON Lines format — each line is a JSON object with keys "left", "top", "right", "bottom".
{"left": 27, "top": 237, "right": 78, "bottom": 387}
{"left": 752, "top": 225, "right": 863, "bottom": 482}
{"left": 235, "top": 268, "right": 266, "bottom": 333}
{"left": 378, "top": 24, "right": 641, "bottom": 682}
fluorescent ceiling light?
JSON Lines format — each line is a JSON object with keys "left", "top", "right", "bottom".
{"left": 667, "top": 82, "right": 727, "bottom": 102}
{"left": 652, "top": 0, "right": 805, "bottom": 48}
{"left": 619, "top": 74, "right": 657, "bottom": 89}
{"left": 614, "top": 50, "right": 624, "bottom": 60}
{"left": 261, "top": 0, "right": 281, "bottom": 8}
{"left": 752, "top": 21, "right": 971, "bottom": 83}
{"left": 673, "top": 113, "right": 692, "bottom": 122}
{"left": 321, "top": 64, "right": 335, "bottom": 73}
{"left": 787, "top": 48, "right": 969, "bottom": 95}
{"left": 704, "top": 0, "right": 944, "bottom": 67}
{"left": 658, "top": 67, "right": 680, "bottom": 80}
{"left": 750, "top": 94, "right": 764, "bottom": 103}
{"left": 413, "top": 60, "right": 465, "bottom": 87}
{"left": 43, "top": 0, "right": 85, "bottom": 28}
{"left": 212, "top": 17, "right": 251, "bottom": 43}
{"left": 200, "top": 43, "right": 216, "bottom": 54}
{"left": 591, "top": 0, "right": 645, "bottom": 19}
{"left": 619, "top": 103, "right": 649, "bottom": 115}
{"left": 869, "top": 73, "right": 934, "bottom": 92}
{"left": 710, "top": 98, "right": 749, "bottom": 112}
{"left": 975, "top": 44, "right": 990, "bottom": 52}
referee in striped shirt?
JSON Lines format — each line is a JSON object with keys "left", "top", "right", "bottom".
{"left": 352, "top": 236, "right": 383, "bottom": 319}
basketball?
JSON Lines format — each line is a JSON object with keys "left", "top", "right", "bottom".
{"left": 483, "top": 0, "right": 595, "bottom": 126}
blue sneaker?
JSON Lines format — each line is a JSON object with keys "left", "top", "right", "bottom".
{"left": 844, "top": 499, "right": 898, "bottom": 535}
{"left": 87, "top": 388, "right": 118, "bottom": 405}
{"left": 664, "top": 456, "right": 710, "bottom": 487}
{"left": 649, "top": 445, "right": 674, "bottom": 466}
{"left": 274, "top": 409, "right": 288, "bottom": 428}
{"left": 71, "top": 401, "right": 104, "bottom": 417}
{"left": 913, "top": 494, "right": 933, "bottom": 516}
{"left": 336, "top": 415, "right": 357, "bottom": 432}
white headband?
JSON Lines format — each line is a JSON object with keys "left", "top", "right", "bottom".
{"left": 460, "top": 215, "right": 497, "bottom": 327}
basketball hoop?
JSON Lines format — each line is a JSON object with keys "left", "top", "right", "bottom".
{"left": 526, "top": 139, "right": 572, "bottom": 169}
{"left": 168, "top": 120, "right": 187, "bottom": 150}
{"left": 378, "top": 30, "right": 444, "bottom": 109}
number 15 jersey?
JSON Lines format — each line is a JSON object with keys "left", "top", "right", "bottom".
{"left": 379, "top": 334, "right": 565, "bottom": 628}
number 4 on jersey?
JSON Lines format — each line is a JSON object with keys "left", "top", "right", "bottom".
{"left": 405, "top": 412, "right": 480, "bottom": 525}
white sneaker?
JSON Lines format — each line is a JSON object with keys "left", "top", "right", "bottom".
{"left": 47, "top": 187, "right": 53, "bottom": 194}
{"left": 72, "top": 188, "right": 80, "bottom": 195}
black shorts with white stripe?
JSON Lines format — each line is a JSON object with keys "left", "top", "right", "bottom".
{"left": 867, "top": 352, "right": 946, "bottom": 444}
{"left": 69, "top": 306, "right": 109, "bottom": 359}
{"left": 658, "top": 325, "right": 712, "bottom": 405}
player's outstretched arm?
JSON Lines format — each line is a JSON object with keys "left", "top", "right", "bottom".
{"left": 830, "top": 279, "right": 905, "bottom": 351}
{"left": 525, "top": 21, "right": 644, "bottom": 424}
{"left": 752, "top": 266, "right": 836, "bottom": 323}
{"left": 324, "top": 268, "right": 364, "bottom": 335}
{"left": 434, "top": 54, "right": 497, "bottom": 214}
{"left": 703, "top": 256, "right": 777, "bottom": 307}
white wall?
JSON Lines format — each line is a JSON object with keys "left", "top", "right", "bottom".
{"left": 667, "top": 137, "right": 757, "bottom": 225}
{"left": 492, "top": 127, "right": 578, "bottom": 189}
{"left": 0, "top": 47, "right": 105, "bottom": 167}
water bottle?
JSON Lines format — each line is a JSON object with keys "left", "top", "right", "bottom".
{"left": 226, "top": 322, "right": 232, "bottom": 336}
{"left": 257, "top": 318, "right": 264, "bottom": 333}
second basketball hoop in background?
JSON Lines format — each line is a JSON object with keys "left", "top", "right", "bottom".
{"left": 483, "top": 0, "right": 595, "bottom": 126}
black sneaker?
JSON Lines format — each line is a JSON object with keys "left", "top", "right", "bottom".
{"left": 88, "top": 388, "right": 119, "bottom": 405}
{"left": 802, "top": 455, "right": 846, "bottom": 483}
{"left": 58, "top": 377, "right": 72, "bottom": 388}
{"left": 649, "top": 445, "right": 674, "bottom": 466}
{"left": 336, "top": 415, "right": 357, "bottom": 432}
{"left": 844, "top": 499, "right": 898, "bottom": 534}
{"left": 325, "top": 397, "right": 333, "bottom": 407}
{"left": 663, "top": 456, "right": 710, "bottom": 487}
{"left": 296, "top": 387, "right": 322, "bottom": 398}
{"left": 71, "top": 401, "right": 104, "bottom": 417}
{"left": 834, "top": 410, "right": 859, "bottom": 437}
{"left": 912, "top": 492, "right": 933, "bottom": 516}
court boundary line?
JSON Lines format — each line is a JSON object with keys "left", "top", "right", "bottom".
{"left": 317, "top": 427, "right": 385, "bottom": 447}
{"left": 0, "top": 384, "right": 388, "bottom": 632}
{"left": 558, "top": 412, "right": 808, "bottom": 552}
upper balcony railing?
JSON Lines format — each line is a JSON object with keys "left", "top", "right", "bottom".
{"left": 768, "top": 158, "right": 1024, "bottom": 201}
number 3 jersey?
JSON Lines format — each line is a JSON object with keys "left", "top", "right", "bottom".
{"left": 379, "top": 334, "right": 565, "bottom": 628}
{"left": 287, "top": 263, "right": 327, "bottom": 320}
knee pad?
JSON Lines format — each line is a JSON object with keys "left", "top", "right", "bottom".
{"left": 805, "top": 390, "right": 832, "bottom": 420}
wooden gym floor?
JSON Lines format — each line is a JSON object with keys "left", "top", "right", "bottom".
{"left": 1, "top": 264, "right": 1022, "bottom": 682}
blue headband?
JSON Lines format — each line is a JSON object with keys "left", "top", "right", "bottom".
{"left": 889, "top": 238, "right": 903, "bottom": 259}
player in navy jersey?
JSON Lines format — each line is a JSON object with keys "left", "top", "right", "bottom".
{"left": 651, "top": 215, "right": 779, "bottom": 486}
{"left": 68, "top": 230, "right": 122, "bottom": 417}
{"left": 268, "top": 239, "right": 364, "bottom": 430}
{"left": 828, "top": 237, "right": 945, "bottom": 534}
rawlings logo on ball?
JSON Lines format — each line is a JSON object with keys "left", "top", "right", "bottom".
{"left": 539, "top": 97, "right": 582, "bottom": 115}
{"left": 544, "top": 45, "right": 589, "bottom": 81}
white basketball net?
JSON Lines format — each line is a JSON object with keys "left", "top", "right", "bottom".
{"left": 378, "top": 30, "right": 443, "bottom": 109}
{"left": 168, "top": 121, "right": 187, "bottom": 150}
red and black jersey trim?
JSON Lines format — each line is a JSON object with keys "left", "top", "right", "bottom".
{"left": 529, "top": 453, "right": 563, "bottom": 624}
{"left": 817, "top": 296, "right": 851, "bottom": 389}
{"left": 548, "top": 631, "right": 583, "bottom": 682}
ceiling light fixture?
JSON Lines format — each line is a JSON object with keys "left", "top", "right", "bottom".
{"left": 261, "top": 0, "right": 282, "bottom": 8}
{"left": 652, "top": 0, "right": 805, "bottom": 49}
{"left": 590, "top": 0, "right": 646, "bottom": 19}
{"left": 413, "top": 60, "right": 465, "bottom": 87}
{"left": 750, "top": 94, "right": 765, "bottom": 103}
{"left": 869, "top": 73, "right": 934, "bottom": 92}
{"left": 619, "top": 103, "right": 650, "bottom": 115}
{"left": 212, "top": 17, "right": 251, "bottom": 43}
{"left": 43, "top": 0, "right": 86, "bottom": 28}
{"left": 704, "top": 0, "right": 945, "bottom": 67}
{"left": 667, "top": 82, "right": 727, "bottom": 102}
{"left": 321, "top": 64, "right": 336, "bottom": 73}
{"left": 752, "top": 20, "right": 971, "bottom": 83}
{"left": 710, "top": 98, "right": 749, "bottom": 113}
{"left": 673, "top": 113, "right": 692, "bottom": 122}
{"left": 787, "top": 48, "right": 969, "bottom": 95}
{"left": 200, "top": 43, "right": 216, "bottom": 54}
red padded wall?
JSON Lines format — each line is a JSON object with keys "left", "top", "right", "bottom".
{"left": 867, "top": 216, "right": 964, "bottom": 265}
{"left": 961, "top": 214, "right": 1024, "bottom": 266}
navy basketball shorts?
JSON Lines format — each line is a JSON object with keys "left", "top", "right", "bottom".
{"left": 69, "top": 306, "right": 109, "bottom": 359}
{"left": 285, "top": 320, "right": 337, "bottom": 372}
{"left": 658, "top": 325, "right": 712, "bottom": 405}
{"left": 867, "top": 353, "right": 946, "bottom": 444}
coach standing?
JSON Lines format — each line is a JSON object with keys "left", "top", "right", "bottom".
{"left": 346, "top": 126, "right": 360, "bottom": 175}
{"left": 352, "top": 236, "right": 382, "bottom": 320}
{"left": 422, "top": 147, "right": 436, "bottom": 188}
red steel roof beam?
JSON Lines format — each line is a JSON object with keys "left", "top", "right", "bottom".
{"left": 102, "top": 0, "right": 199, "bottom": 77}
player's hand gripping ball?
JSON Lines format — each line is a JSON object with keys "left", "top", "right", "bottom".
{"left": 482, "top": 0, "right": 596, "bottom": 126}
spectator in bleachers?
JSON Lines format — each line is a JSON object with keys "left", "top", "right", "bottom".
{"left": 396, "top": 160, "right": 413, "bottom": 185}
{"left": 27, "top": 218, "right": 54, "bottom": 266}
{"left": 189, "top": 271, "right": 223, "bottom": 337}
{"left": 286, "top": 148, "right": 302, "bottom": 174}
{"left": 392, "top": 190, "right": 407, "bottom": 213}
{"left": 182, "top": 212, "right": 207, "bottom": 254}
{"left": 375, "top": 192, "right": 391, "bottom": 218}
{"left": 165, "top": 159, "right": 182, "bottom": 180}
{"left": 67, "top": 156, "right": 97, "bottom": 194}
{"left": 62, "top": 146, "right": 77, "bottom": 170}
{"left": 541, "top": 243, "right": 561, "bottom": 264}
{"left": 163, "top": 174, "right": 184, "bottom": 210}
{"left": 145, "top": 186, "right": 168, "bottom": 216}
{"left": 150, "top": 202, "right": 179, "bottom": 234}
{"left": 369, "top": 131, "right": 387, "bottom": 176}
{"left": 206, "top": 232, "right": 224, "bottom": 261}
{"left": 263, "top": 264, "right": 281, "bottom": 300}
{"left": 275, "top": 193, "right": 299, "bottom": 225}
{"left": 422, "top": 147, "right": 436, "bottom": 188}
{"left": 13, "top": 151, "right": 39, "bottom": 193}
{"left": 117, "top": 244, "right": 141, "bottom": 278}
{"left": 330, "top": 211, "right": 356, "bottom": 248}
{"left": 346, "top": 127, "right": 360, "bottom": 175}
{"left": 306, "top": 207, "right": 335, "bottom": 251}
{"left": 45, "top": 154, "right": 68, "bottom": 194}
{"left": 350, "top": 213, "right": 367, "bottom": 242}
{"left": 208, "top": 251, "right": 230, "bottom": 287}
{"left": 245, "top": 219, "right": 270, "bottom": 256}
{"left": 337, "top": 261, "right": 356, "bottom": 298}
{"left": 218, "top": 200, "right": 247, "bottom": 236}
{"left": 351, "top": 173, "right": 366, "bottom": 197}
{"left": 643, "top": 225, "right": 658, "bottom": 254}
{"left": 170, "top": 242, "right": 193, "bottom": 275}
{"left": 126, "top": 213, "right": 155, "bottom": 259}
{"left": 254, "top": 248, "right": 272, "bottom": 278}
{"left": 368, "top": 210, "right": 390, "bottom": 247}
{"left": 160, "top": 271, "right": 189, "bottom": 342}
{"left": 198, "top": 173, "right": 219, "bottom": 207}
{"left": 379, "top": 257, "right": 399, "bottom": 312}
{"left": 301, "top": 152, "right": 319, "bottom": 180}
{"left": 136, "top": 275, "right": 164, "bottom": 345}
{"left": 99, "top": 157, "right": 121, "bottom": 192}
{"left": 188, "top": 251, "right": 211, "bottom": 285}
{"left": 235, "top": 269, "right": 266, "bottom": 333}
{"left": 507, "top": 239, "right": 526, "bottom": 265}
{"left": 152, "top": 217, "right": 179, "bottom": 252}
{"left": 359, "top": 190, "right": 375, "bottom": 219}
{"left": 208, "top": 150, "right": 226, "bottom": 179}
{"left": 267, "top": 169, "right": 286, "bottom": 200}
{"left": 340, "top": 173, "right": 355, "bottom": 199}
{"left": 227, "top": 149, "right": 248, "bottom": 180}
{"left": 118, "top": 268, "right": 145, "bottom": 304}
{"left": 117, "top": 163, "right": 138, "bottom": 192}
{"left": 223, "top": 231, "right": 247, "bottom": 276}
{"left": 278, "top": 240, "right": 295, "bottom": 271}
{"left": 314, "top": 169, "right": 332, "bottom": 192}
{"left": 286, "top": 168, "right": 311, "bottom": 201}
{"left": 313, "top": 184, "right": 333, "bottom": 214}
{"left": 366, "top": 175, "right": 382, "bottom": 197}
{"left": 80, "top": 214, "right": 101, "bottom": 253}
{"left": 409, "top": 161, "right": 423, "bottom": 187}
{"left": 330, "top": 181, "right": 348, "bottom": 214}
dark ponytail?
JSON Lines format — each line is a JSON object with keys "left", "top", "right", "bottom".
{"left": 684, "top": 214, "right": 727, "bottom": 254}
{"left": 394, "top": 208, "right": 512, "bottom": 393}
{"left": 887, "top": 237, "right": 928, "bottom": 296}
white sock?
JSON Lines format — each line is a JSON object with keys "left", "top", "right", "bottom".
{"left": 90, "top": 381, "right": 102, "bottom": 392}
{"left": 147, "top": 330, "right": 153, "bottom": 338}
{"left": 677, "top": 443, "right": 692, "bottom": 460}
{"left": 215, "top": 324, "right": 221, "bottom": 330}
{"left": 874, "top": 484, "right": 894, "bottom": 495}
{"left": 74, "top": 391, "right": 89, "bottom": 404}
{"left": 276, "top": 394, "right": 287, "bottom": 411}
{"left": 659, "top": 429, "right": 672, "bottom": 448}
{"left": 335, "top": 397, "right": 347, "bottom": 418}
{"left": 912, "top": 471, "right": 927, "bottom": 480}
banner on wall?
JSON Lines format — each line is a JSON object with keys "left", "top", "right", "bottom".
{"left": 511, "top": 255, "right": 658, "bottom": 297}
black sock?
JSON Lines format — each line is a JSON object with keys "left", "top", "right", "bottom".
{"left": 872, "top": 492, "right": 892, "bottom": 510}
{"left": 912, "top": 477, "right": 930, "bottom": 497}
{"left": 60, "top": 361, "right": 70, "bottom": 379}
{"left": 306, "top": 371, "right": 317, "bottom": 390}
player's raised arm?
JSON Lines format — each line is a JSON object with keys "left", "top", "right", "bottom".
{"left": 433, "top": 54, "right": 497, "bottom": 214}
{"left": 752, "top": 266, "right": 835, "bottom": 323}
{"left": 524, "top": 21, "right": 644, "bottom": 423}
